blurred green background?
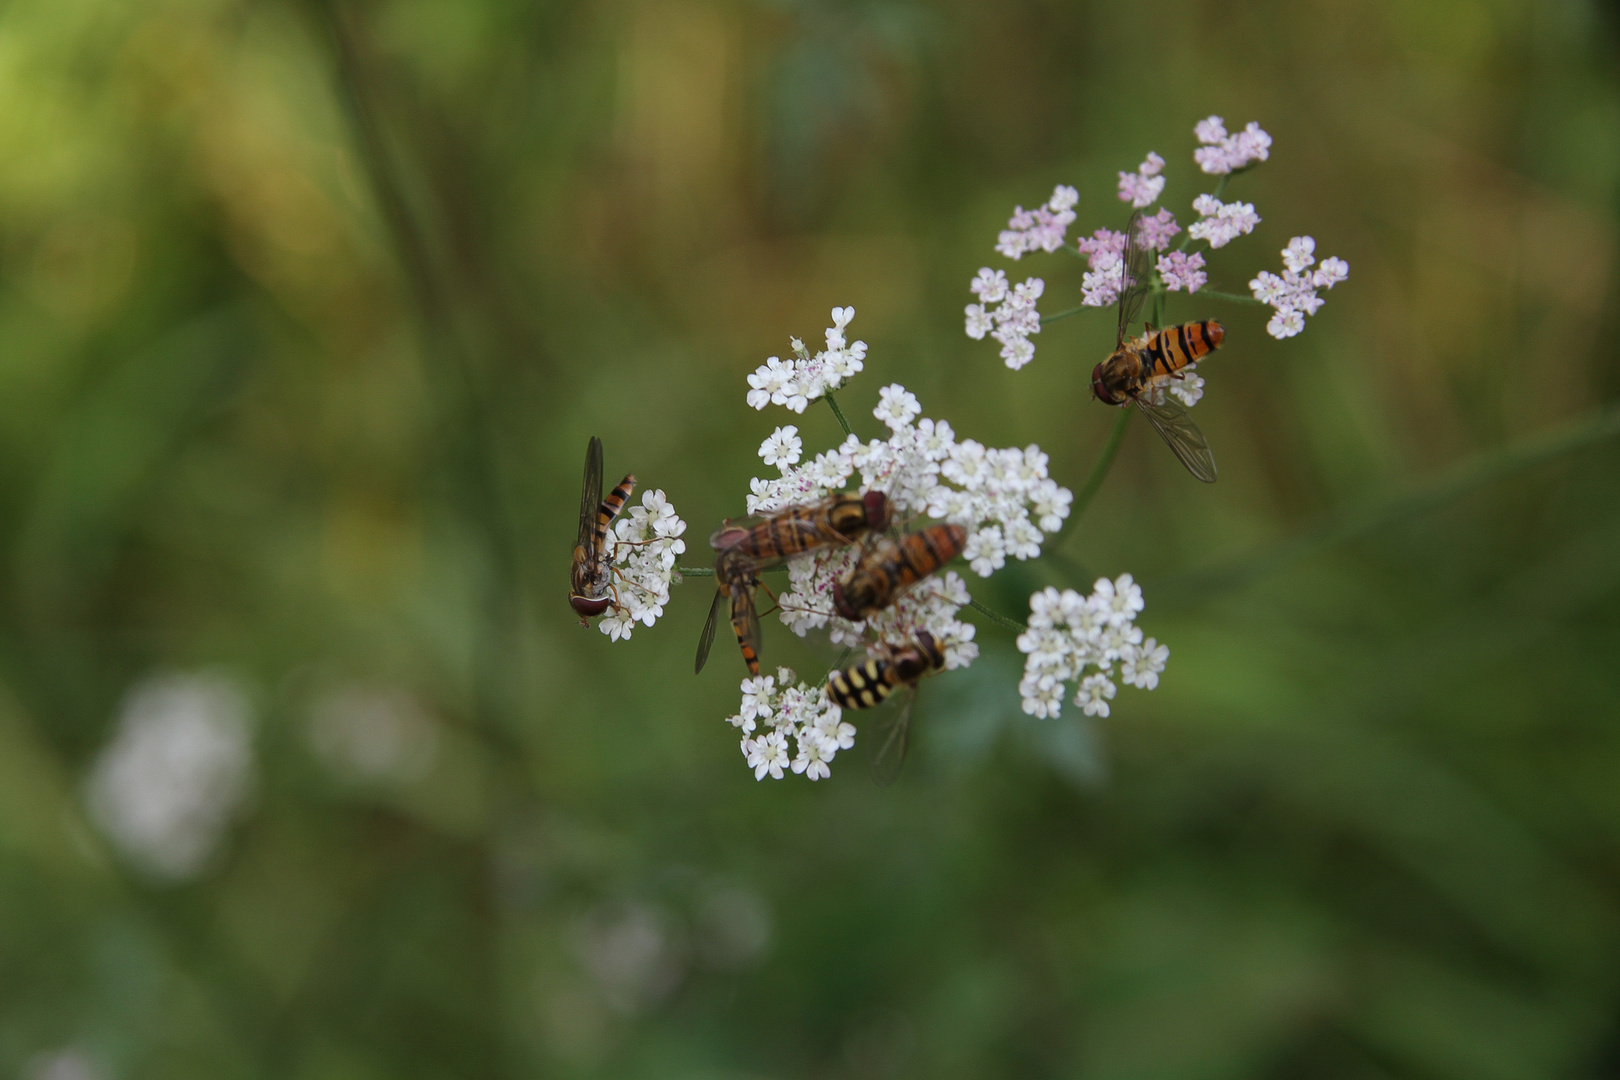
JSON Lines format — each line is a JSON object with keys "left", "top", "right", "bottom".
{"left": 1, "top": 0, "right": 1618, "bottom": 1076}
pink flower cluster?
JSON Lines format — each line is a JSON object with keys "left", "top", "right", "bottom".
{"left": 1075, "top": 229, "right": 1127, "bottom": 308}
{"left": 1249, "top": 237, "right": 1349, "bottom": 339}
{"left": 1193, "top": 116, "right": 1272, "bottom": 175}
{"left": 1135, "top": 208, "right": 1181, "bottom": 251}
{"left": 1116, "top": 153, "right": 1166, "bottom": 208}
{"left": 1155, "top": 251, "right": 1206, "bottom": 293}
{"left": 996, "top": 185, "right": 1079, "bottom": 259}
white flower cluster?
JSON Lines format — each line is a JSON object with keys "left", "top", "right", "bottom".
{"left": 747, "top": 307, "right": 866, "bottom": 414}
{"left": 1116, "top": 152, "right": 1166, "bottom": 208}
{"left": 85, "top": 671, "right": 255, "bottom": 880}
{"left": 964, "top": 269, "right": 1045, "bottom": 370}
{"left": 1250, "top": 236, "right": 1349, "bottom": 340}
{"left": 1193, "top": 116, "right": 1272, "bottom": 174}
{"left": 1017, "top": 578, "right": 1168, "bottom": 719}
{"left": 996, "top": 184, "right": 1078, "bottom": 259}
{"left": 599, "top": 490, "right": 688, "bottom": 641}
{"left": 1187, "top": 193, "right": 1261, "bottom": 249}
{"left": 729, "top": 669, "right": 854, "bottom": 781}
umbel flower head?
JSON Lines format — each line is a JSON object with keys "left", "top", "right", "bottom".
{"left": 964, "top": 114, "right": 1350, "bottom": 376}
{"left": 1016, "top": 577, "right": 1167, "bottom": 719}
{"left": 722, "top": 308, "right": 1077, "bottom": 780}
{"left": 598, "top": 490, "right": 688, "bottom": 641}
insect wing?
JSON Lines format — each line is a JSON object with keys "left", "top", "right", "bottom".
{"left": 579, "top": 436, "right": 604, "bottom": 552}
{"left": 869, "top": 687, "right": 916, "bottom": 786}
{"left": 1134, "top": 396, "right": 1218, "bottom": 483}
{"left": 1116, "top": 209, "right": 1151, "bottom": 347}
{"left": 695, "top": 587, "right": 723, "bottom": 674}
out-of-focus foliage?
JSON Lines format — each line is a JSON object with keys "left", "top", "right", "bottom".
{"left": 0, "top": 0, "right": 1618, "bottom": 1076}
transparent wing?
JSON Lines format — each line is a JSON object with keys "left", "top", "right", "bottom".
{"left": 1116, "top": 209, "right": 1151, "bottom": 347}
{"left": 579, "top": 436, "right": 604, "bottom": 551}
{"left": 694, "top": 587, "right": 723, "bottom": 674}
{"left": 1134, "top": 396, "right": 1218, "bottom": 483}
{"left": 870, "top": 688, "right": 916, "bottom": 786}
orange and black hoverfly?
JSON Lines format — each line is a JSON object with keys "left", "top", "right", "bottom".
{"left": 831, "top": 523, "right": 968, "bottom": 622}
{"left": 1089, "top": 209, "right": 1225, "bottom": 483}
{"left": 695, "top": 491, "right": 892, "bottom": 675}
{"left": 825, "top": 630, "right": 946, "bottom": 784}
{"left": 569, "top": 436, "right": 637, "bottom": 624}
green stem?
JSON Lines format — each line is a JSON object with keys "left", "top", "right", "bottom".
{"left": 1055, "top": 407, "right": 1133, "bottom": 545}
{"left": 968, "top": 598, "right": 1026, "bottom": 633}
{"left": 677, "top": 565, "right": 787, "bottom": 578}
{"left": 823, "top": 391, "right": 855, "bottom": 438}
{"left": 1199, "top": 288, "right": 1266, "bottom": 306}
{"left": 1040, "top": 303, "right": 1091, "bottom": 325}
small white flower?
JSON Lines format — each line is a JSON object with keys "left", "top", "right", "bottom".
{"left": 1282, "top": 235, "right": 1316, "bottom": 273}
{"left": 1267, "top": 309, "right": 1305, "bottom": 338}
{"left": 1120, "top": 638, "right": 1169, "bottom": 690}
{"left": 1314, "top": 257, "right": 1349, "bottom": 288}
{"left": 964, "top": 303, "right": 992, "bottom": 340}
{"left": 970, "top": 267, "right": 1009, "bottom": 302}
{"left": 964, "top": 525, "right": 1006, "bottom": 576}
{"left": 790, "top": 733, "right": 833, "bottom": 781}
{"left": 743, "top": 731, "right": 789, "bottom": 780}
{"left": 1076, "top": 673, "right": 1117, "bottom": 717}
{"left": 1194, "top": 115, "right": 1227, "bottom": 144}
{"left": 874, "top": 385, "right": 921, "bottom": 431}
{"left": 758, "top": 426, "right": 803, "bottom": 469}
{"left": 1020, "top": 671, "right": 1066, "bottom": 718}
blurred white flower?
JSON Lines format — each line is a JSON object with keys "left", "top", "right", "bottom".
{"left": 573, "top": 902, "right": 683, "bottom": 1015}
{"left": 85, "top": 670, "right": 254, "bottom": 881}
{"left": 693, "top": 884, "right": 772, "bottom": 969}
{"left": 600, "top": 489, "right": 687, "bottom": 639}
{"left": 25, "top": 1049, "right": 103, "bottom": 1080}
{"left": 308, "top": 684, "right": 439, "bottom": 783}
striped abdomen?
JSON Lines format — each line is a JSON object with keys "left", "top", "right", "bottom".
{"left": 826, "top": 632, "right": 945, "bottom": 709}
{"left": 718, "top": 492, "right": 889, "bottom": 564}
{"left": 716, "top": 547, "right": 763, "bottom": 676}
{"left": 593, "top": 475, "right": 636, "bottom": 549}
{"left": 827, "top": 657, "right": 897, "bottom": 710}
{"left": 833, "top": 525, "right": 968, "bottom": 621}
{"left": 1142, "top": 320, "right": 1223, "bottom": 379}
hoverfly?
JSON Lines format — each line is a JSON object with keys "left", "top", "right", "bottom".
{"left": 831, "top": 524, "right": 968, "bottom": 622}
{"left": 1090, "top": 209, "right": 1225, "bottom": 483}
{"left": 569, "top": 436, "right": 637, "bottom": 624}
{"left": 694, "top": 492, "right": 892, "bottom": 675}
{"left": 825, "top": 630, "right": 946, "bottom": 784}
